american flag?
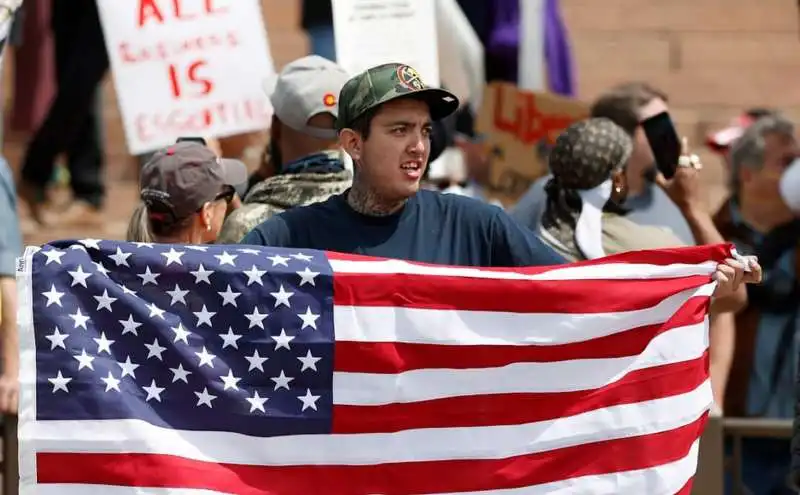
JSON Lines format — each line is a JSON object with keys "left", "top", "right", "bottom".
{"left": 17, "top": 239, "right": 727, "bottom": 494}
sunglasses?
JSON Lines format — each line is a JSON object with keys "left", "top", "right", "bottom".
{"left": 213, "top": 185, "right": 236, "bottom": 204}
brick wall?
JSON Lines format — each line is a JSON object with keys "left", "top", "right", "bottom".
{"left": 562, "top": 0, "right": 800, "bottom": 207}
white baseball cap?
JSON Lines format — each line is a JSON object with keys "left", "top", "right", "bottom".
{"left": 269, "top": 55, "right": 351, "bottom": 140}
{"left": 780, "top": 158, "right": 800, "bottom": 214}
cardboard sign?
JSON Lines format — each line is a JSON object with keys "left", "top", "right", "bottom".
{"left": 97, "top": 0, "right": 276, "bottom": 155}
{"left": 332, "top": 0, "right": 439, "bottom": 86}
{"left": 475, "top": 82, "right": 589, "bottom": 207}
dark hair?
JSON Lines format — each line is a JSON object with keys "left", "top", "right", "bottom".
{"left": 346, "top": 106, "right": 380, "bottom": 140}
{"left": 590, "top": 82, "right": 669, "bottom": 136}
{"left": 126, "top": 202, "right": 195, "bottom": 242}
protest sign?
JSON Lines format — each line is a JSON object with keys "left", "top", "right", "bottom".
{"left": 96, "top": 0, "right": 276, "bottom": 155}
{"left": 475, "top": 82, "right": 589, "bottom": 207}
{"left": 332, "top": 0, "right": 439, "bottom": 85}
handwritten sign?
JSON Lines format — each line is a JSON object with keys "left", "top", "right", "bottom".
{"left": 332, "top": 0, "right": 439, "bottom": 86}
{"left": 475, "top": 82, "right": 589, "bottom": 207}
{"left": 96, "top": 0, "right": 276, "bottom": 155}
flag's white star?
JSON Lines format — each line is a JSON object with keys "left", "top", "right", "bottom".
{"left": 120, "top": 285, "right": 136, "bottom": 296}
{"left": 194, "top": 346, "right": 216, "bottom": 368}
{"left": 191, "top": 264, "right": 213, "bottom": 284}
{"left": 186, "top": 245, "right": 208, "bottom": 252}
{"left": 69, "top": 309, "right": 90, "bottom": 330}
{"left": 215, "top": 251, "right": 238, "bottom": 266}
{"left": 220, "top": 369, "right": 241, "bottom": 391}
{"left": 272, "top": 329, "right": 294, "bottom": 351}
{"left": 170, "top": 363, "right": 192, "bottom": 383}
{"left": 268, "top": 254, "right": 290, "bottom": 267}
{"left": 142, "top": 379, "right": 165, "bottom": 402}
{"left": 78, "top": 238, "right": 102, "bottom": 249}
{"left": 93, "top": 289, "right": 117, "bottom": 312}
{"left": 219, "top": 327, "right": 242, "bottom": 349}
{"left": 42, "top": 285, "right": 64, "bottom": 307}
{"left": 166, "top": 284, "right": 189, "bottom": 306}
{"left": 137, "top": 266, "right": 160, "bottom": 285}
{"left": 298, "top": 350, "right": 321, "bottom": 372}
{"left": 271, "top": 370, "right": 294, "bottom": 391}
{"left": 133, "top": 242, "right": 154, "bottom": 248}
{"left": 161, "top": 247, "right": 185, "bottom": 266}
{"left": 291, "top": 253, "right": 314, "bottom": 262}
{"left": 93, "top": 332, "right": 115, "bottom": 355}
{"left": 193, "top": 305, "right": 215, "bottom": 327}
{"left": 119, "top": 315, "right": 142, "bottom": 336}
{"left": 69, "top": 244, "right": 87, "bottom": 253}
{"left": 218, "top": 285, "right": 241, "bottom": 307}
{"left": 171, "top": 323, "right": 192, "bottom": 344}
{"left": 195, "top": 387, "right": 217, "bottom": 408}
{"left": 238, "top": 248, "right": 261, "bottom": 255}
{"left": 101, "top": 372, "right": 121, "bottom": 392}
{"left": 73, "top": 349, "right": 95, "bottom": 370}
{"left": 109, "top": 247, "right": 132, "bottom": 267}
{"left": 245, "top": 307, "right": 268, "bottom": 329}
{"left": 93, "top": 261, "right": 110, "bottom": 277}
{"left": 117, "top": 356, "right": 140, "bottom": 379}
{"left": 298, "top": 307, "right": 320, "bottom": 330}
{"left": 297, "top": 267, "right": 319, "bottom": 286}
{"left": 48, "top": 371, "right": 71, "bottom": 393}
{"left": 244, "top": 265, "right": 266, "bottom": 286}
{"left": 270, "top": 285, "right": 294, "bottom": 308}
{"left": 246, "top": 391, "right": 268, "bottom": 413}
{"left": 145, "top": 339, "right": 167, "bottom": 360}
{"left": 45, "top": 327, "right": 68, "bottom": 350}
{"left": 298, "top": 388, "right": 321, "bottom": 411}
{"left": 68, "top": 265, "right": 92, "bottom": 287}
{"left": 245, "top": 349, "right": 268, "bottom": 372}
{"left": 42, "top": 249, "right": 65, "bottom": 265}
{"left": 147, "top": 302, "right": 166, "bottom": 320}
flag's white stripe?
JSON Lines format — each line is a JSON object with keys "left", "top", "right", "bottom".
{"left": 436, "top": 440, "right": 699, "bottom": 495}
{"left": 335, "top": 285, "right": 713, "bottom": 345}
{"left": 28, "top": 487, "right": 226, "bottom": 495}
{"left": 330, "top": 258, "right": 718, "bottom": 281}
{"left": 333, "top": 321, "right": 706, "bottom": 405}
{"left": 17, "top": 247, "right": 41, "bottom": 492}
{"left": 26, "top": 441, "right": 698, "bottom": 495}
{"left": 24, "top": 381, "right": 709, "bottom": 467}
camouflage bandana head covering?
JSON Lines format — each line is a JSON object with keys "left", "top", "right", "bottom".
{"left": 336, "top": 63, "right": 460, "bottom": 131}
{"left": 542, "top": 118, "right": 633, "bottom": 260}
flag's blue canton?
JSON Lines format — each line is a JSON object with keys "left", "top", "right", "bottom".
{"left": 32, "top": 240, "right": 335, "bottom": 438}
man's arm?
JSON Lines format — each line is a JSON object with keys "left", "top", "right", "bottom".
{"left": 490, "top": 209, "right": 567, "bottom": 267}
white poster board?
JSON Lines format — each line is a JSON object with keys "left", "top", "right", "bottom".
{"left": 96, "top": 0, "right": 276, "bottom": 155}
{"left": 332, "top": 0, "right": 439, "bottom": 86}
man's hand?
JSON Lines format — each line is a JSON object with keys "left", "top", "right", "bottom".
{"left": 653, "top": 137, "right": 705, "bottom": 213}
{"left": 0, "top": 373, "right": 18, "bottom": 415}
{"left": 712, "top": 256, "right": 762, "bottom": 299}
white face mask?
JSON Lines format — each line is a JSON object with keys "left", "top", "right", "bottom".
{"left": 779, "top": 158, "right": 800, "bottom": 214}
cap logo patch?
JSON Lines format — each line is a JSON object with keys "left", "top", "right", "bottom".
{"left": 396, "top": 65, "right": 424, "bottom": 91}
{"left": 323, "top": 93, "right": 337, "bottom": 107}
{"left": 166, "top": 147, "right": 176, "bottom": 156}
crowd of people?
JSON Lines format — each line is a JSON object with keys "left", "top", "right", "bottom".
{"left": 0, "top": 0, "right": 797, "bottom": 494}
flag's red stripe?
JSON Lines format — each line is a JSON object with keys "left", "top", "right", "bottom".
{"left": 335, "top": 297, "right": 708, "bottom": 374}
{"left": 326, "top": 242, "right": 732, "bottom": 271}
{"left": 333, "top": 273, "right": 711, "bottom": 313}
{"left": 332, "top": 352, "right": 708, "bottom": 434}
{"left": 676, "top": 478, "right": 695, "bottom": 494}
{"left": 36, "top": 415, "right": 706, "bottom": 495}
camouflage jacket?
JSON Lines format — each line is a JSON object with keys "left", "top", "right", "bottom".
{"left": 217, "top": 151, "right": 352, "bottom": 244}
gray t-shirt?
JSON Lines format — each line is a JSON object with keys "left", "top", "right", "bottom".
{"left": 509, "top": 174, "right": 696, "bottom": 245}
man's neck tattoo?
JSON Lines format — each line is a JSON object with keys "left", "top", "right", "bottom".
{"left": 347, "top": 182, "right": 407, "bottom": 217}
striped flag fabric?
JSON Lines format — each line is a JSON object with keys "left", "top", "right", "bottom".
{"left": 17, "top": 239, "right": 727, "bottom": 494}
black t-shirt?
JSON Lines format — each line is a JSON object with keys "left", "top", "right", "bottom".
{"left": 240, "top": 189, "right": 566, "bottom": 268}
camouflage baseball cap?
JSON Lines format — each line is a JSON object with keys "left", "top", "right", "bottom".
{"left": 336, "top": 63, "right": 460, "bottom": 131}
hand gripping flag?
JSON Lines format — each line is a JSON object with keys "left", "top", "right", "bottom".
{"left": 17, "top": 239, "right": 731, "bottom": 494}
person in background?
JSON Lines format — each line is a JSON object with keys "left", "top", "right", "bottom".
{"left": 713, "top": 115, "right": 800, "bottom": 495}
{"left": 301, "top": 0, "right": 335, "bottom": 61}
{"left": 18, "top": 0, "right": 108, "bottom": 226}
{"left": 126, "top": 142, "right": 247, "bottom": 245}
{"left": 217, "top": 56, "right": 352, "bottom": 244}
{"left": 706, "top": 108, "right": 778, "bottom": 161}
{"left": 241, "top": 62, "right": 565, "bottom": 268}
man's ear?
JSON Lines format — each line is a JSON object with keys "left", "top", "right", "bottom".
{"left": 339, "top": 129, "right": 362, "bottom": 161}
